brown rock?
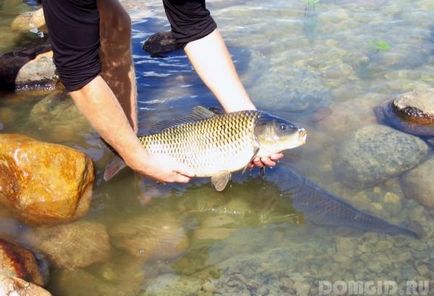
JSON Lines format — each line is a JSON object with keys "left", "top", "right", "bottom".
{"left": 110, "top": 213, "right": 189, "bottom": 261}
{"left": 25, "top": 221, "right": 111, "bottom": 269}
{"left": 0, "top": 134, "right": 94, "bottom": 224}
{"left": 0, "top": 238, "right": 47, "bottom": 286}
{"left": 401, "top": 157, "right": 434, "bottom": 209}
{"left": 393, "top": 88, "right": 434, "bottom": 124}
{"left": 0, "top": 275, "right": 52, "bottom": 296}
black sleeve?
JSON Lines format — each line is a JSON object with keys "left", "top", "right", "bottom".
{"left": 41, "top": 0, "right": 101, "bottom": 92}
{"left": 162, "top": 0, "right": 217, "bottom": 46}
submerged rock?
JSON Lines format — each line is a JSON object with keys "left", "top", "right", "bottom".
{"left": 110, "top": 212, "right": 189, "bottom": 261}
{"left": 0, "top": 134, "right": 94, "bottom": 224}
{"left": 334, "top": 125, "right": 428, "bottom": 188}
{"left": 0, "top": 275, "right": 52, "bottom": 296}
{"left": 29, "top": 91, "right": 92, "bottom": 142}
{"left": 51, "top": 259, "right": 145, "bottom": 296}
{"left": 25, "top": 221, "right": 111, "bottom": 269}
{"left": 0, "top": 238, "right": 48, "bottom": 286}
{"left": 400, "top": 157, "right": 434, "bottom": 209}
{"left": 142, "top": 31, "right": 181, "bottom": 56}
{"left": 250, "top": 67, "right": 331, "bottom": 114}
{"left": 375, "top": 88, "right": 434, "bottom": 136}
{"left": 141, "top": 273, "right": 202, "bottom": 296}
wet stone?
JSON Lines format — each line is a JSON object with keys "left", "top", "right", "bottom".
{"left": 249, "top": 67, "right": 331, "bottom": 114}
{"left": 334, "top": 124, "right": 429, "bottom": 188}
{"left": 110, "top": 212, "right": 189, "bottom": 261}
{"left": 0, "top": 134, "right": 94, "bottom": 225}
{"left": 142, "top": 31, "right": 181, "bottom": 56}
{"left": 28, "top": 91, "right": 92, "bottom": 142}
{"left": 376, "top": 88, "right": 434, "bottom": 137}
{"left": 25, "top": 221, "right": 111, "bottom": 269}
{"left": 400, "top": 157, "right": 434, "bottom": 209}
{"left": 141, "top": 274, "right": 203, "bottom": 296}
{"left": 0, "top": 238, "right": 48, "bottom": 286}
{"left": 0, "top": 275, "right": 52, "bottom": 296}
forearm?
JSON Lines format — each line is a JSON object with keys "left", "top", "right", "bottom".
{"left": 184, "top": 29, "right": 256, "bottom": 112}
{"left": 70, "top": 75, "right": 144, "bottom": 166}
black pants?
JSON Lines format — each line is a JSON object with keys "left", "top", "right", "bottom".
{"left": 41, "top": 0, "right": 216, "bottom": 91}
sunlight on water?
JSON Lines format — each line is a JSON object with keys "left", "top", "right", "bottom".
{"left": 0, "top": 0, "right": 433, "bottom": 295}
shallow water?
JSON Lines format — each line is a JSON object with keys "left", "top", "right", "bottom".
{"left": 0, "top": 0, "right": 433, "bottom": 295}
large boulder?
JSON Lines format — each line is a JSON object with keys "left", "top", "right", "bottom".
{"left": 25, "top": 221, "right": 111, "bottom": 269}
{"left": 0, "top": 134, "right": 94, "bottom": 224}
{"left": 400, "top": 157, "right": 434, "bottom": 209}
{"left": 0, "top": 238, "right": 48, "bottom": 286}
{"left": 334, "top": 125, "right": 429, "bottom": 188}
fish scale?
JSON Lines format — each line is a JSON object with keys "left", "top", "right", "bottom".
{"left": 138, "top": 111, "right": 261, "bottom": 176}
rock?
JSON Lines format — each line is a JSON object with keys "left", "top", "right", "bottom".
{"left": 0, "top": 275, "right": 52, "bottom": 296}
{"left": 334, "top": 125, "right": 429, "bottom": 188}
{"left": 335, "top": 237, "right": 356, "bottom": 256}
{"left": 51, "top": 259, "right": 145, "bottom": 296}
{"left": 142, "top": 31, "right": 181, "bottom": 56}
{"left": 28, "top": 91, "right": 92, "bottom": 142}
{"left": 393, "top": 89, "right": 434, "bottom": 120}
{"left": 400, "top": 157, "right": 434, "bottom": 209}
{"left": 11, "top": 8, "right": 47, "bottom": 33}
{"left": 141, "top": 274, "right": 202, "bottom": 296}
{"left": 0, "top": 238, "right": 48, "bottom": 286}
{"left": 16, "top": 50, "right": 58, "bottom": 91}
{"left": 0, "top": 42, "right": 57, "bottom": 91}
{"left": 0, "top": 134, "right": 94, "bottom": 224}
{"left": 110, "top": 213, "right": 189, "bottom": 261}
{"left": 50, "top": 269, "right": 115, "bottom": 296}
{"left": 316, "top": 93, "right": 383, "bottom": 139}
{"left": 375, "top": 88, "right": 434, "bottom": 136}
{"left": 25, "top": 221, "right": 111, "bottom": 269}
{"left": 249, "top": 67, "right": 331, "bottom": 114}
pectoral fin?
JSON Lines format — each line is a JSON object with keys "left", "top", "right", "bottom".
{"left": 242, "top": 147, "right": 260, "bottom": 174}
{"left": 211, "top": 171, "right": 232, "bottom": 191}
{"left": 104, "top": 155, "right": 127, "bottom": 181}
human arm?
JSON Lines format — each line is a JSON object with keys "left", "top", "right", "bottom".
{"left": 70, "top": 75, "right": 193, "bottom": 183}
{"left": 184, "top": 30, "right": 282, "bottom": 167}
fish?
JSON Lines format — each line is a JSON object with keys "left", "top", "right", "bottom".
{"left": 104, "top": 106, "right": 307, "bottom": 191}
{"left": 267, "top": 167, "right": 422, "bottom": 238}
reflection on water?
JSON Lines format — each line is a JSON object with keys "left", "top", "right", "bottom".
{"left": 1, "top": 0, "right": 433, "bottom": 295}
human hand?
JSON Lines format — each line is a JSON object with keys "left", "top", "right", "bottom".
{"left": 250, "top": 153, "right": 284, "bottom": 168}
{"left": 126, "top": 152, "right": 194, "bottom": 183}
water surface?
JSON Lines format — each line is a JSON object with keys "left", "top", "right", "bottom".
{"left": 0, "top": 0, "right": 433, "bottom": 295}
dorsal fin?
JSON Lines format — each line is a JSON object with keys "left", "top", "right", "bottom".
{"left": 147, "top": 106, "right": 218, "bottom": 134}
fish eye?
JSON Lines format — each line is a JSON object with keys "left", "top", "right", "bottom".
{"left": 279, "top": 124, "right": 287, "bottom": 131}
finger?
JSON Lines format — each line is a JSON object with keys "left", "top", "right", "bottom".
{"left": 174, "top": 173, "right": 191, "bottom": 183}
{"left": 261, "top": 158, "right": 276, "bottom": 167}
{"left": 270, "top": 153, "right": 284, "bottom": 161}
{"left": 253, "top": 157, "right": 264, "bottom": 168}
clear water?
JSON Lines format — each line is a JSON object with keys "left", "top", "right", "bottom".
{"left": 0, "top": 0, "right": 433, "bottom": 295}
